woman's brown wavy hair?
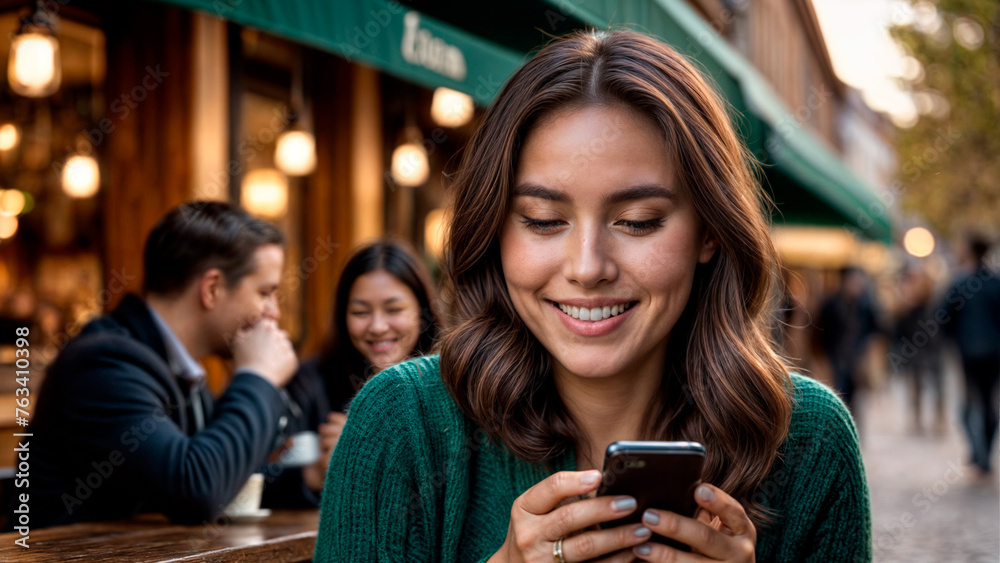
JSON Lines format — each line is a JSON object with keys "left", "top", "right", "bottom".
{"left": 439, "top": 29, "right": 792, "bottom": 526}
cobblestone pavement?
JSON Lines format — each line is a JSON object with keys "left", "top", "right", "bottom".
{"left": 858, "top": 365, "right": 999, "bottom": 563}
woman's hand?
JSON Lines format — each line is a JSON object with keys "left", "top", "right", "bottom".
{"left": 318, "top": 412, "right": 347, "bottom": 455}
{"left": 302, "top": 412, "right": 348, "bottom": 491}
{"left": 632, "top": 484, "right": 755, "bottom": 562}
{"left": 488, "top": 470, "right": 652, "bottom": 563}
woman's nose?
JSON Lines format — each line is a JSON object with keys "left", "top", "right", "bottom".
{"left": 563, "top": 223, "right": 617, "bottom": 288}
{"left": 369, "top": 311, "right": 390, "bottom": 333}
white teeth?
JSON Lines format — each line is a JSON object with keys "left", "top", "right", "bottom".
{"left": 556, "top": 301, "right": 631, "bottom": 322}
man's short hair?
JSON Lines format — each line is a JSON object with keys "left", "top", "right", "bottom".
{"left": 143, "top": 201, "right": 284, "bottom": 296}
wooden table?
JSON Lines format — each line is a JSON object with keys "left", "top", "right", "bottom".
{"left": 0, "top": 509, "right": 319, "bottom": 562}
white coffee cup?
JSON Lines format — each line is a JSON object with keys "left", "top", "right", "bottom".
{"left": 223, "top": 473, "right": 264, "bottom": 517}
{"left": 279, "top": 431, "right": 321, "bottom": 467}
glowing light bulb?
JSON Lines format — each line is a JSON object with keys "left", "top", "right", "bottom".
{"left": 241, "top": 168, "right": 288, "bottom": 219}
{"left": 0, "top": 190, "right": 26, "bottom": 216}
{"left": 0, "top": 124, "right": 20, "bottom": 151}
{"left": 424, "top": 208, "right": 448, "bottom": 260}
{"left": 8, "top": 33, "right": 61, "bottom": 98}
{"left": 0, "top": 215, "right": 18, "bottom": 239}
{"left": 391, "top": 142, "right": 429, "bottom": 187}
{"left": 903, "top": 227, "right": 935, "bottom": 257}
{"left": 62, "top": 155, "right": 100, "bottom": 198}
{"left": 431, "top": 87, "right": 474, "bottom": 128}
{"left": 275, "top": 130, "right": 316, "bottom": 176}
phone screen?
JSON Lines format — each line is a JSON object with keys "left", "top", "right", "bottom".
{"left": 596, "top": 441, "right": 706, "bottom": 550}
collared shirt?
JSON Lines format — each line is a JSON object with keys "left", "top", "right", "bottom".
{"left": 146, "top": 304, "right": 206, "bottom": 382}
{"left": 147, "top": 303, "right": 206, "bottom": 431}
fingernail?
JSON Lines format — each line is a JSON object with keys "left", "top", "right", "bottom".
{"left": 642, "top": 510, "right": 659, "bottom": 525}
{"left": 697, "top": 485, "right": 715, "bottom": 502}
{"left": 612, "top": 497, "right": 636, "bottom": 512}
{"left": 635, "top": 543, "right": 652, "bottom": 555}
{"left": 580, "top": 471, "right": 601, "bottom": 486}
{"left": 634, "top": 526, "right": 652, "bottom": 538}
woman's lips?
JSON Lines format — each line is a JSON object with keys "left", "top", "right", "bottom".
{"left": 549, "top": 300, "right": 636, "bottom": 337}
{"left": 553, "top": 300, "right": 636, "bottom": 322}
{"left": 368, "top": 339, "right": 397, "bottom": 353}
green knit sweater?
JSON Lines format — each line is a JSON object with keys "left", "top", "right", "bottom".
{"left": 315, "top": 355, "right": 872, "bottom": 562}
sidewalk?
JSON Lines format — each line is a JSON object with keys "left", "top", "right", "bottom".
{"left": 859, "top": 362, "right": 1000, "bottom": 563}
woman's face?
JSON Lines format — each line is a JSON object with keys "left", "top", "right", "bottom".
{"left": 500, "top": 105, "right": 717, "bottom": 381}
{"left": 346, "top": 270, "right": 423, "bottom": 371}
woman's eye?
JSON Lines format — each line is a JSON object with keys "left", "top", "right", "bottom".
{"left": 350, "top": 311, "right": 370, "bottom": 317}
{"left": 616, "top": 218, "right": 664, "bottom": 234}
{"left": 387, "top": 309, "right": 404, "bottom": 314}
{"left": 520, "top": 216, "right": 564, "bottom": 232}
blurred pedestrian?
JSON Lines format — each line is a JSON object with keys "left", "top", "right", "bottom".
{"left": 818, "top": 267, "right": 880, "bottom": 411}
{"left": 891, "top": 264, "right": 945, "bottom": 434}
{"left": 942, "top": 234, "right": 1000, "bottom": 476}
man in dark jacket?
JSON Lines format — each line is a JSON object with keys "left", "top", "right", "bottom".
{"left": 11, "top": 201, "right": 299, "bottom": 529}
{"left": 942, "top": 235, "right": 1000, "bottom": 476}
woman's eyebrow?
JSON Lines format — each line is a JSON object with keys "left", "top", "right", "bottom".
{"left": 513, "top": 183, "right": 675, "bottom": 204}
{"left": 513, "top": 183, "right": 571, "bottom": 202}
{"left": 603, "top": 184, "right": 676, "bottom": 205}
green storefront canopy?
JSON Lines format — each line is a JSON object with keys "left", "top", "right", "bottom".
{"left": 155, "top": 0, "right": 525, "bottom": 105}
{"left": 153, "top": 0, "right": 891, "bottom": 242}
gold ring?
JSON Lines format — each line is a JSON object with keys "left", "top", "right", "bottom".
{"left": 553, "top": 537, "right": 566, "bottom": 563}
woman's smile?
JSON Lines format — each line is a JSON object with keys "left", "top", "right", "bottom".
{"left": 551, "top": 299, "right": 636, "bottom": 322}
{"left": 549, "top": 298, "right": 638, "bottom": 337}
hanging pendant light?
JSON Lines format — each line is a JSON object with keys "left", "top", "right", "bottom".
{"left": 8, "top": 1, "right": 61, "bottom": 98}
{"left": 391, "top": 141, "right": 429, "bottom": 187}
{"left": 0, "top": 124, "right": 20, "bottom": 151}
{"left": 275, "top": 129, "right": 316, "bottom": 176}
{"left": 241, "top": 168, "right": 289, "bottom": 219}
{"left": 275, "top": 57, "right": 316, "bottom": 177}
{"left": 431, "top": 87, "right": 474, "bottom": 128}
{"left": 61, "top": 154, "right": 100, "bottom": 198}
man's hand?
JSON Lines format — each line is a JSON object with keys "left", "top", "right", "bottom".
{"left": 232, "top": 319, "right": 298, "bottom": 387}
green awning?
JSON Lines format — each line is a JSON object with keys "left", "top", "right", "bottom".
{"left": 153, "top": 0, "right": 525, "bottom": 105}
{"left": 154, "top": 0, "right": 890, "bottom": 241}
{"left": 538, "top": 0, "right": 892, "bottom": 242}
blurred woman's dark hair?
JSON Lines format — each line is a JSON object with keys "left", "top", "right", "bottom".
{"left": 317, "top": 239, "right": 440, "bottom": 406}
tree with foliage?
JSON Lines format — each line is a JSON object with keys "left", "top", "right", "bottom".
{"left": 890, "top": 0, "right": 1000, "bottom": 237}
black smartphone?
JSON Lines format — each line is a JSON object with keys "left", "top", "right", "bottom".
{"left": 596, "top": 440, "right": 706, "bottom": 550}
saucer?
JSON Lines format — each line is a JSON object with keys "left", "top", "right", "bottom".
{"left": 225, "top": 508, "right": 272, "bottom": 522}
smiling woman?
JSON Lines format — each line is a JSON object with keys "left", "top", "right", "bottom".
{"left": 316, "top": 30, "right": 872, "bottom": 563}
{"left": 271, "top": 239, "right": 441, "bottom": 503}
{"left": 317, "top": 239, "right": 440, "bottom": 402}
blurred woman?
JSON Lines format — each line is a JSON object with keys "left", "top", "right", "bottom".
{"left": 263, "top": 239, "right": 440, "bottom": 506}
{"left": 316, "top": 30, "right": 870, "bottom": 561}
